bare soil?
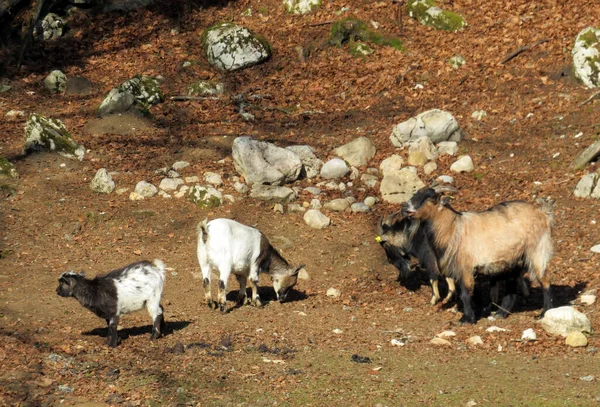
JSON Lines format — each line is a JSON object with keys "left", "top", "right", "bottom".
{"left": 1, "top": 0, "right": 600, "bottom": 405}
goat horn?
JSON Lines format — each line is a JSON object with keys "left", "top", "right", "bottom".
{"left": 432, "top": 185, "right": 458, "bottom": 194}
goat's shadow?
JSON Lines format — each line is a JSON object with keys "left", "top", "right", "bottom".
{"left": 83, "top": 320, "right": 191, "bottom": 340}
{"left": 226, "top": 287, "right": 309, "bottom": 306}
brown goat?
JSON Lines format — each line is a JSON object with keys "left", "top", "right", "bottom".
{"left": 402, "top": 186, "right": 554, "bottom": 323}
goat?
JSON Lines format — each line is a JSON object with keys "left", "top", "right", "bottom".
{"left": 197, "top": 218, "right": 304, "bottom": 312}
{"left": 56, "top": 259, "right": 166, "bottom": 347}
{"left": 402, "top": 186, "right": 555, "bottom": 323}
{"left": 376, "top": 211, "right": 456, "bottom": 305}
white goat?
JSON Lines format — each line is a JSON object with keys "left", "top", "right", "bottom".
{"left": 197, "top": 218, "right": 303, "bottom": 312}
{"left": 56, "top": 259, "right": 166, "bottom": 347}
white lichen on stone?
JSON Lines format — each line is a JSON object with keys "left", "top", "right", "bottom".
{"left": 202, "top": 23, "right": 271, "bottom": 71}
{"left": 24, "top": 114, "right": 85, "bottom": 160}
{"left": 572, "top": 27, "right": 600, "bottom": 88}
{"left": 283, "top": 0, "right": 321, "bottom": 14}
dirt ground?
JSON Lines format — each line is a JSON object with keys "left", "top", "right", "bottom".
{"left": 1, "top": 0, "right": 600, "bottom": 405}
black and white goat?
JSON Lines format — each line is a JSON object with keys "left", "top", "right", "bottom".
{"left": 402, "top": 186, "right": 555, "bottom": 323}
{"left": 56, "top": 259, "right": 166, "bottom": 347}
{"left": 197, "top": 218, "right": 304, "bottom": 312}
{"left": 376, "top": 211, "right": 456, "bottom": 305}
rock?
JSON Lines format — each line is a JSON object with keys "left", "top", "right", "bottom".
{"left": 185, "top": 176, "right": 200, "bottom": 184}
{"left": 574, "top": 173, "right": 597, "bottom": 198}
{"left": 334, "top": 137, "right": 376, "bottom": 167}
{"left": 406, "top": 151, "right": 427, "bottom": 167}
{"left": 324, "top": 198, "right": 351, "bottom": 211}
{"left": 250, "top": 185, "right": 297, "bottom": 203}
{"left": 391, "top": 339, "right": 405, "bottom": 347}
{"left": 35, "top": 13, "right": 64, "bottom": 40}
{"left": 167, "top": 170, "right": 180, "bottom": 178}
{"left": 310, "top": 199, "right": 321, "bottom": 209}
{"left": 450, "top": 155, "right": 474, "bottom": 173}
{"left": 326, "top": 287, "right": 341, "bottom": 298}
{"left": 437, "top": 141, "right": 459, "bottom": 156}
{"left": 580, "top": 294, "right": 596, "bottom": 305}
{"left": 430, "top": 337, "right": 451, "bottom": 346}
{"left": 204, "top": 172, "right": 223, "bottom": 186}
{"left": 159, "top": 178, "right": 184, "bottom": 192}
{"left": 570, "top": 139, "right": 600, "bottom": 170}
{"left": 172, "top": 161, "right": 190, "bottom": 170}
{"left": 24, "top": 114, "right": 85, "bottom": 160}
{"left": 188, "top": 185, "right": 222, "bottom": 208}
{"left": 232, "top": 137, "right": 302, "bottom": 186}
{"left": 590, "top": 179, "right": 600, "bottom": 199}
{"left": 360, "top": 173, "right": 378, "bottom": 188}
{"left": 90, "top": 169, "right": 115, "bottom": 194}
{"left": 286, "top": 145, "right": 324, "bottom": 178}
{"left": 320, "top": 158, "right": 350, "bottom": 179}
{"left": 174, "top": 185, "right": 189, "bottom": 198}
{"left": 572, "top": 27, "right": 600, "bottom": 88}
{"left": 98, "top": 76, "right": 163, "bottom": 117}
{"left": 333, "top": 328, "right": 343, "bottom": 334}
{"left": 304, "top": 209, "right": 330, "bottom": 229}
{"left": 423, "top": 161, "right": 437, "bottom": 175}
{"left": 380, "top": 155, "right": 404, "bottom": 177}
{"left": 468, "top": 335, "right": 483, "bottom": 346}
{"left": 380, "top": 166, "right": 425, "bottom": 204}
{"left": 273, "top": 203, "right": 284, "bottom": 214}
{"left": 132, "top": 181, "right": 158, "bottom": 199}
{"left": 486, "top": 326, "right": 509, "bottom": 333}
{"left": 188, "top": 80, "right": 225, "bottom": 96}
{"left": 579, "top": 375, "right": 595, "bottom": 382}
{"left": 298, "top": 268, "right": 310, "bottom": 280}
{"left": 408, "top": 136, "right": 438, "bottom": 161}
{"left": 521, "top": 328, "right": 536, "bottom": 341}
{"left": 390, "top": 109, "right": 462, "bottom": 147}
{"left": 364, "top": 196, "right": 377, "bottom": 207}
{"left": 288, "top": 203, "right": 306, "bottom": 212}
{"left": 449, "top": 55, "right": 465, "bottom": 69}
{"left": 436, "top": 175, "right": 454, "bottom": 184}
{"left": 407, "top": 0, "right": 466, "bottom": 32}
{"left": 436, "top": 330, "right": 456, "bottom": 338}
{"left": 201, "top": 23, "right": 271, "bottom": 71}
{"left": 351, "top": 202, "right": 370, "bottom": 213}
{"left": 223, "top": 194, "right": 235, "bottom": 203}
{"left": 284, "top": 0, "right": 321, "bottom": 14}
{"left": 234, "top": 182, "right": 249, "bottom": 194}
{"left": 116, "top": 187, "right": 129, "bottom": 195}
{"left": 541, "top": 306, "right": 592, "bottom": 337}
{"left": 565, "top": 331, "right": 588, "bottom": 347}
{"left": 0, "top": 157, "right": 18, "bottom": 179}
{"left": 44, "top": 70, "right": 67, "bottom": 93}
{"left": 159, "top": 191, "right": 172, "bottom": 199}
{"left": 471, "top": 110, "right": 487, "bottom": 121}
{"left": 304, "top": 186, "right": 322, "bottom": 195}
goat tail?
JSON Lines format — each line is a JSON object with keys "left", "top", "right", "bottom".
{"left": 197, "top": 218, "right": 209, "bottom": 244}
{"left": 537, "top": 197, "right": 556, "bottom": 228}
{"left": 152, "top": 259, "right": 166, "bottom": 275}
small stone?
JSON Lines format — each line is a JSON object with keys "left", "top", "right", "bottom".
{"left": 486, "top": 326, "right": 509, "bottom": 333}
{"left": 430, "top": 337, "right": 451, "bottom": 346}
{"left": 351, "top": 202, "right": 370, "bottom": 213}
{"left": 450, "top": 155, "right": 474, "bottom": 173}
{"left": 437, "top": 141, "right": 459, "bottom": 156}
{"left": 44, "top": 70, "right": 67, "bottom": 93}
{"left": 234, "top": 182, "right": 249, "bottom": 194}
{"left": 310, "top": 198, "right": 321, "bottom": 209}
{"left": 391, "top": 339, "right": 405, "bottom": 347}
{"left": 590, "top": 245, "right": 600, "bottom": 253}
{"left": 364, "top": 196, "right": 377, "bottom": 207}
{"left": 468, "top": 335, "right": 483, "bottom": 346}
{"left": 172, "top": 161, "right": 190, "bottom": 170}
{"left": 116, "top": 187, "right": 129, "bottom": 195}
{"left": 436, "top": 175, "right": 454, "bottom": 184}
{"left": 332, "top": 328, "right": 343, "bottom": 334}
{"left": 159, "top": 178, "right": 184, "bottom": 192}
{"left": 185, "top": 176, "right": 200, "bottom": 183}
{"left": 90, "top": 168, "right": 115, "bottom": 194}
{"left": 273, "top": 203, "right": 284, "bottom": 214}
{"left": 304, "top": 209, "right": 330, "bottom": 229}
{"left": 521, "top": 328, "right": 536, "bottom": 341}
{"left": 324, "top": 198, "right": 351, "bottom": 212}
{"left": 288, "top": 203, "right": 306, "bottom": 212}
{"left": 580, "top": 294, "right": 596, "bottom": 305}
{"left": 223, "top": 194, "right": 235, "bottom": 203}
{"left": 566, "top": 331, "right": 588, "bottom": 347}
{"left": 407, "top": 151, "right": 427, "bottom": 167}
{"left": 174, "top": 185, "right": 189, "bottom": 198}
{"left": 360, "top": 173, "right": 378, "bottom": 188}
{"left": 471, "top": 110, "right": 487, "bottom": 121}
{"left": 298, "top": 268, "right": 310, "bottom": 280}
{"left": 574, "top": 174, "right": 597, "bottom": 198}
{"left": 167, "top": 170, "right": 180, "bottom": 178}
{"left": 132, "top": 181, "right": 158, "bottom": 199}
{"left": 320, "top": 158, "right": 350, "bottom": 179}
{"left": 436, "top": 330, "right": 456, "bottom": 338}
{"left": 327, "top": 287, "right": 341, "bottom": 298}
{"left": 304, "top": 187, "right": 322, "bottom": 195}
{"left": 204, "top": 172, "right": 223, "bottom": 186}
{"left": 579, "top": 375, "right": 594, "bottom": 382}
{"left": 423, "top": 162, "right": 437, "bottom": 175}
{"left": 159, "top": 191, "right": 172, "bottom": 199}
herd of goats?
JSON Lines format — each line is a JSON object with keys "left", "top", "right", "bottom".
{"left": 56, "top": 184, "right": 556, "bottom": 347}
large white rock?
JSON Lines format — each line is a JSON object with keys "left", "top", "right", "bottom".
{"left": 286, "top": 145, "right": 324, "bottom": 178}
{"left": 574, "top": 173, "right": 597, "bottom": 198}
{"left": 159, "top": 177, "right": 184, "bottom": 191}
{"left": 572, "top": 27, "right": 600, "bottom": 88}
{"left": 90, "top": 168, "right": 115, "bottom": 194}
{"left": 379, "top": 154, "right": 404, "bottom": 177}
{"left": 283, "top": 0, "right": 321, "bottom": 14}
{"left": 232, "top": 137, "right": 302, "bottom": 186}
{"left": 390, "top": 109, "right": 462, "bottom": 147}
{"left": 380, "top": 166, "right": 425, "bottom": 204}
{"left": 188, "top": 185, "right": 222, "bottom": 208}
{"left": 334, "top": 137, "right": 376, "bottom": 167}
{"left": 450, "top": 155, "right": 474, "bottom": 173}
{"left": 304, "top": 209, "right": 330, "bottom": 229}
{"left": 541, "top": 306, "right": 592, "bottom": 337}
{"left": 202, "top": 23, "right": 271, "bottom": 71}
{"left": 24, "top": 114, "right": 85, "bottom": 161}
{"left": 133, "top": 181, "right": 158, "bottom": 198}
{"left": 320, "top": 158, "right": 350, "bottom": 179}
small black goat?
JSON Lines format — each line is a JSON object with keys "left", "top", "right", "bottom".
{"left": 376, "top": 211, "right": 456, "bottom": 305}
{"left": 56, "top": 259, "right": 166, "bottom": 347}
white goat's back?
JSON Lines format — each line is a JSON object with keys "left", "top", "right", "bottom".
{"left": 113, "top": 261, "right": 165, "bottom": 317}
{"left": 199, "top": 219, "right": 263, "bottom": 275}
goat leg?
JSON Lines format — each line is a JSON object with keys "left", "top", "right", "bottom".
{"left": 458, "top": 276, "right": 477, "bottom": 324}
{"left": 430, "top": 279, "right": 441, "bottom": 305}
{"left": 151, "top": 308, "right": 165, "bottom": 340}
{"left": 107, "top": 316, "right": 121, "bottom": 348}
{"left": 248, "top": 279, "right": 263, "bottom": 307}
{"left": 236, "top": 275, "right": 248, "bottom": 307}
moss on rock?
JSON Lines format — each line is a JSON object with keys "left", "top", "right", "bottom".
{"left": 283, "top": 0, "right": 321, "bottom": 15}
{"left": 188, "top": 80, "right": 225, "bottom": 96}
{"left": 98, "top": 75, "right": 163, "bottom": 117}
{"left": 329, "top": 18, "right": 403, "bottom": 53}
{"left": 23, "top": 114, "right": 85, "bottom": 160}
{"left": 572, "top": 27, "right": 600, "bottom": 88}
{"left": 188, "top": 185, "right": 222, "bottom": 209}
{"left": 0, "top": 156, "right": 18, "bottom": 179}
{"left": 407, "top": 0, "right": 466, "bottom": 32}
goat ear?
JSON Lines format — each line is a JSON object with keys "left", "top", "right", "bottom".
{"left": 79, "top": 270, "right": 85, "bottom": 277}
{"left": 292, "top": 265, "right": 305, "bottom": 276}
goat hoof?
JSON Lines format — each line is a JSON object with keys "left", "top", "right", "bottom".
{"left": 207, "top": 301, "right": 216, "bottom": 310}
{"left": 219, "top": 304, "right": 226, "bottom": 313}
{"left": 459, "top": 315, "right": 476, "bottom": 325}
{"left": 236, "top": 296, "right": 246, "bottom": 307}
{"left": 108, "top": 338, "right": 121, "bottom": 348}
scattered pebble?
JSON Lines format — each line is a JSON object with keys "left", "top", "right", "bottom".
{"left": 391, "top": 339, "right": 405, "bottom": 347}
{"left": 521, "top": 328, "right": 536, "bottom": 341}
{"left": 580, "top": 375, "right": 594, "bottom": 382}
{"left": 333, "top": 328, "right": 343, "bottom": 334}
{"left": 565, "top": 331, "right": 588, "bottom": 347}
{"left": 486, "top": 326, "right": 509, "bottom": 333}
{"left": 468, "top": 335, "right": 484, "bottom": 346}
{"left": 430, "top": 337, "right": 452, "bottom": 346}
{"left": 273, "top": 203, "right": 284, "bottom": 214}
{"left": 436, "top": 330, "right": 456, "bottom": 338}
{"left": 327, "top": 287, "right": 341, "bottom": 298}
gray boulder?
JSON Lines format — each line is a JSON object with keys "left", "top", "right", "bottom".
{"left": 334, "top": 137, "right": 376, "bottom": 167}
{"left": 90, "top": 168, "right": 115, "bottom": 194}
{"left": 541, "top": 306, "right": 592, "bottom": 337}
{"left": 572, "top": 27, "right": 600, "bottom": 88}
{"left": 320, "top": 158, "right": 350, "bottom": 180}
{"left": 390, "top": 109, "right": 462, "bottom": 147}
{"left": 35, "top": 13, "right": 64, "bottom": 40}
{"left": 286, "top": 145, "right": 324, "bottom": 178}
{"left": 201, "top": 23, "right": 271, "bottom": 71}
{"left": 380, "top": 166, "right": 425, "bottom": 204}
{"left": 574, "top": 173, "right": 597, "bottom": 198}
{"left": 250, "top": 185, "right": 297, "bottom": 203}
{"left": 304, "top": 209, "right": 330, "bottom": 229}
{"left": 232, "top": 137, "right": 302, "bottom": 186}
{"left": 24, "top": 114, "right": 85, "bottom": 161}
{"left": 188, "top": 185, "right": 222, "bottom": 208}
{"left": 283, "top": 0, "right": 321, "bottom": 14}
{"left": 44, "top": 70, "right": 67, "bottom": 93}
{"left": 98, "top": 75, "right": 164, "bottom": 117}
